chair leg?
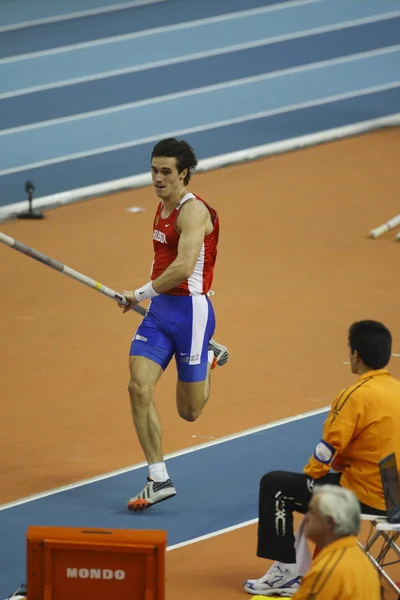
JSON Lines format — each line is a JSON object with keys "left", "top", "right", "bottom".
{"left": 357, "top": 538, "right": 400, "bottom": 595}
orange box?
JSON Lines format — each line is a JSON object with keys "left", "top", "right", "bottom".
{"left": 26, "top": 526, "right": 166, "bottom": 600}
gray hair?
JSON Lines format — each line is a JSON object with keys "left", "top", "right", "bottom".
{"left": 313, "top": 485, "right": 361, "bottom": 537}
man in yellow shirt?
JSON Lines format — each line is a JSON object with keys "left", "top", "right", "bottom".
{"left": 244, "top": 320, "right": 399, "bottom": 596}
{"left": 292, "top": 485, "right": 381, "bottom": 599}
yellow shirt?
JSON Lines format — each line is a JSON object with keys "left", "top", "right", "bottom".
{"left": 292, "top": 536, "right": 381, "bottom": 600}
{"left": 303, "top": 369, "right": 400, "bottom": 510}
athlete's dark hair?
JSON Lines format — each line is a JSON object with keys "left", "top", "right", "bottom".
{"left": 348, "top": 320, "right": 392, "bottom": 369}
{"left": 151, "top": 138, "right": 198, "bottom": 185}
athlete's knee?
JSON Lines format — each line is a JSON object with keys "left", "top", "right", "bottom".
{"left": 176, "top": 382, "right": 205, "bottom": 422}
{"left": 128, "top": 377, "right": 152, "bottom": 408}
{"left": 177, "top": 403, "right": 201, "bottom": 422}
{"left": 128, "top": 357, "right": 162, "bottom": 409}
{"left": 260, "top": 471, "right": 282, "bottom": 493}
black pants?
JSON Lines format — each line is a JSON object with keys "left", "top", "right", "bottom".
{"left": 257, "top": 470, "right": 386, "bottom": 563}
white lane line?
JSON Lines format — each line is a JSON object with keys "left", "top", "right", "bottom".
{"left": 0, "top": 0, "right": 322, "bottom": 64}
{"left": 0, "top": 0, "right": 167, "bottom": 33}
{"left": 1, "top": 112, "right": 399, "bottom": 221}
{"left": 1, "top": 10, "right": 399, "bottom": 100}
{"left": 2, "top": 44, "right": 399, "bottom": 136}
{"left": 167, "top": 519, "right": 258, "bottom": 551}
{"left": 0, "top": 406, "right": 328, "bottom": 511}
{"left": 1, "top": 80, "right": 399, "bottom": 177}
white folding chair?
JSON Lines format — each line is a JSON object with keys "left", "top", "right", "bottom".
{"left": 359, "top": 514, "right": 400, "bottom": 595}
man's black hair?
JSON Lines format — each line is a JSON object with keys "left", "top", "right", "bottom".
{"left": 348, "top": 320, "right": 392, "bottom": 369}
{"left": 151, "top": 138, "right": 198, "bottom": 185}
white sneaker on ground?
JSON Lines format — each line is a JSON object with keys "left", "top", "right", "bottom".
{"left": 244, "top": 565, "right": 302, "bottom": 596}
{"left": 127, "top": 477, "right": 177, "bottom": 512}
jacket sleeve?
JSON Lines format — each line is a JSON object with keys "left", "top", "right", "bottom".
{"left": 303, "top": 386, "right": 360, "bottom": 480}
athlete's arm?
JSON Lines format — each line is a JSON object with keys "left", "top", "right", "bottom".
{"left": 303, "top": 390, "right": 360, "bottom": 480}
{"left": 119, "top": 200, "right": 208, "bottom": 311}
{"left": 151, "top": 199, "right": 208, "bottom": 293}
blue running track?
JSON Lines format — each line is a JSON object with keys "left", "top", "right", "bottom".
{"left": 0, "top": 0, "right": 399, "bottom": 207}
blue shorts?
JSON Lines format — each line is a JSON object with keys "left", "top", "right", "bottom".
{"left": 129, "top": 294, "right": 216, "bottom": 383}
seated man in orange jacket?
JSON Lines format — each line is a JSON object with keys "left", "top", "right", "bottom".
{"left": 244, "top": 319, "right": 400, "bottom": 597}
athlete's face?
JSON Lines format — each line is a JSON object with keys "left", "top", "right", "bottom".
{"left": 151, "top": 156, "right": 187, "bottom": 200}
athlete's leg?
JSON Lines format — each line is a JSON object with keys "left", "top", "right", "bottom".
{"left": 127, "top": 307, "right": 176, "bottom": 512}
{"left": 175, "top": 295, "right": 228, "bottom": 421}
{"left": 128, "top": 355, "right": 164, "bottom": 464}
{"left": 176, "top": 363, "right": 212, "bottom": 422}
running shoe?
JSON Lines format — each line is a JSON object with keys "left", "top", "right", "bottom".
{"left": 208, "top": 339, "right": 229, "bottom": 369}
{"left": 127, "top": 477, "right": 177, "bottom": 512}
{"left": 244, "top": 565, "right": 302, "bottom": 596}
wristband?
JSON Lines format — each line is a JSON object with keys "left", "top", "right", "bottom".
{"left": 134, "top": 281, "right": 159, "bottom": 302}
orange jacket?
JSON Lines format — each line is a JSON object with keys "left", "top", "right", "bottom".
{"left": 292, "top": 536, "right": 381, "bottom": 600}
{"left": 303, "top": 369, "right": 400, "bottom": 510}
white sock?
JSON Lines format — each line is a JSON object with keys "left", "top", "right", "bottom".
{"left": 149, "top": 462, "right": 170, "bottom": 482}
{"left": 208, "top": 349, "right": 214, "bottom": 364}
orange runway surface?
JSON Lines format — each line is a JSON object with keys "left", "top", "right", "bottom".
{"left": 1, "top": 129, "right": 400, "bottom": 598}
